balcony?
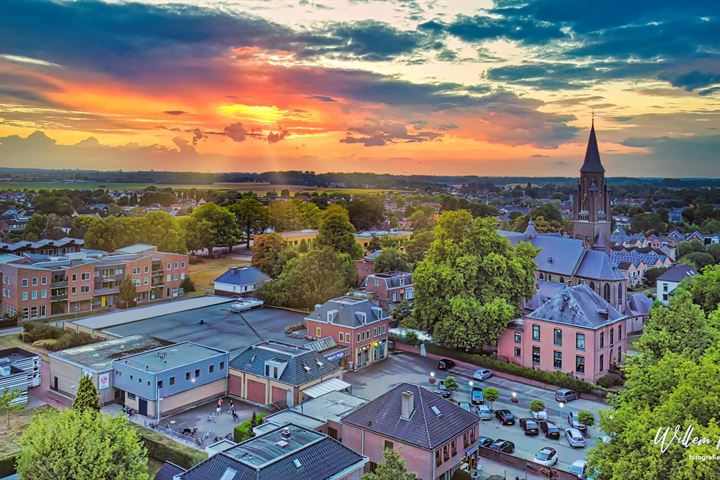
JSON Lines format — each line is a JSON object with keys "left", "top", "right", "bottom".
{"left": 51, "top": 280, "right": 67, "bottom": 288}
{"left": 51, "top": 294, "right": 68, "bottom": 301}
{"left": 94, "top": 287, "right": 119, "bottom": 295}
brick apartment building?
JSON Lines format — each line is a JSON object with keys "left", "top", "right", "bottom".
{"left": 305, "top": 296, "right": 391, "bottom": 371}
{"left": 363, "top": 271, "right": 413, "bottom": 310}
{"left": 0, "top": 242, "right": 188, "bottom": 320}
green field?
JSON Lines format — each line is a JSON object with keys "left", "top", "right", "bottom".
{"left": 0, "top": 181, "right": 401, "bottom": 194}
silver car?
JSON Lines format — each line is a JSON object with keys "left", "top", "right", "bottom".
{"left": 567, "top": 411, "right": 588, "bottom": 432}
{"left": 565, "top": 428, "right": 586, "bottom": 448}
{"left": 477, "top": 404, "right": 492, "bottom": 421}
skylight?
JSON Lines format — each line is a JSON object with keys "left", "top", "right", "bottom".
{"left": 431, "top": 406, "right": 442, "bottom": 416}
{"left": 293, "top": 458, "right": 302, "bottom": 469}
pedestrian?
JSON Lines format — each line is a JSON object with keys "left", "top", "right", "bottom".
{"left": 232, "top": 410, "right": 239, "bottom": 422}
{"left": 215, "top": 405, "right": 221, "bottom": 416}
{"left": 228, "top": 400, "right": 234, "bottom": 414}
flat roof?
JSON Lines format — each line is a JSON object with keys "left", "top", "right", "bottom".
{"left": 115, "top": 342, "right": 227, "bottom": 373}
{"left": 71, "top": 296, "right": 234, "bottom": 330}
{"left": 291, "top": 391, "right": 366, "bottom": 423}
{"left": 261, "top": 410, "right": 325, "bottom": 432}
{"left": 224, "top": 424, "right": 324, "bottom": 468}
{"left": 49, "top": 335, "right": 168, "bottom": 372}
{"left": 103, "top": 304, "right": 307, "bottom": 357}
{"left": 0, "top": 347, "right": 38, "bottom": 362}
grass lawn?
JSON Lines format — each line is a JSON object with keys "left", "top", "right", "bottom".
{"left": 0, "top": 405, "right": 54, "bottom": 457}
{"left": 189, "top": 257, "right": 250, "bottom": 293}
{"left": 0, "top": 334, "right": 50, "bottom": 362}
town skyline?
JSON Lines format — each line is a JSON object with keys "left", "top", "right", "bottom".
{"left": 1, "top": 0, "right": 718, "bottom": 177}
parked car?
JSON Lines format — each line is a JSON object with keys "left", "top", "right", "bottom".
{"left": 458, "top": 402, "right": 472, "bottom": 413}
{"left": 495, "top": 409, "right": 515, "bottom": 425}
{"left": 531, "top": 409, "right": 548, "bottom": 420}
{"left": 437, "top": 383, "right": 452, "bottom": 398}
{"left": 568, "top": 460, "right": 587, "bottom": 479}
{"left": 477, "top": 436, "right": 494, "bottom": 448}
{"left": 472, "top": 368, "right": 493, "bottom": 380}
{"left": 477, "top": 404, "right": 492, "bottom": 421}
{"left": 565, "top": 428, "right": 586, "bottom": 448}
{"left": 567, "top": 411, "right": 588, "bottom": 432}
{"left": 471, "top": 386, "right": 484, "bottom": 405}
{"left": 555, "top": 388, "right": 579, "bottom": 402}
{"left": 489, "top": 439, "right": 515, "bottom": 454}
{"left": 438, "top": 358, "right": 456, "bottom": 370}
{"left": 532, "top": 447, "right": 558, "bottom": 467}
{"left": 538, "top": 420, "right": 561, "bottom": 439}
{"left": 519, "top": 418, "right": 539, "bottom": 436}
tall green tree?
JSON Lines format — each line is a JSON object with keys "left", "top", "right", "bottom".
{"left": 412, "top": 211, "right": 537, "bottom": 349}
{"left": 361, "top": 449, "right": 416, "bottom": 480}
{"left": 374, "top": 248, "right": 409, "bottom": 273}
{"left": 631, "top": 212, "right": 666, "bottom": 234}
{"left": 72, "top": 374, "right": 100, "bottom": 412}
{"left": 404, "top": 230, "right": 434, "bottom": 266}
{"left": 348, "top": 196, "right": 385, "bottom": 231}
{"left": 185, "top": 202, "right": 239, "bottom": 255}
{"left": 17, "top": 409, "right": 149, "bottom": 480}
{"left": 22, "top": 213, "right": 66, "bottom": 240}
{"left": 316, "top": 204, "right": 363, "bottom": 258}
{"left": 251, "top": 233, "right": 285, "bottom": 276}
{"left": 687, "top": 264, "right": 720, "bottom": 313}
{"left": 118, "top": 276, "right": 137, "bottom": 308}
{"left": 230, "top": 197, "right": 269, "bottom": 248}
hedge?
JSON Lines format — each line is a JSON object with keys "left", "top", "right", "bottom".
{"left": 426, "top": 344, "right": 596, "bottom": 393}
{"left": 0, "top": 453, "right": 17, "bottom": 477}
{"left": 234, "top": 413, "right": 268, "bottom": 442}
{"left": 132, "top": 424, "right": 207, "bottom": 470}
{"left": 451, "top": 469, "right": 472, "bottom": 480}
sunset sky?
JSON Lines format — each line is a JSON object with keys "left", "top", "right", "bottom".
{"left": 0, "top": 0, "right": 718, "bottom": 177}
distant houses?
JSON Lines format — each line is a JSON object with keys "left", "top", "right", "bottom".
{"left": 213, "top": 266, "right": 270, "bottom": 296}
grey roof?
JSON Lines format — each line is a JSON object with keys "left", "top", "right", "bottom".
{"left": 0, "top": 237, "right": 84, "bottom": 252}
{"left": 527, "top": 284, "right": 626, "bottom": 329}
{"left": 366, "top": 271, "right": 413, "bottom": 288}
{"left": 524, "top": 280, "right": 564, "bottom": 311}
{"left": 306, "top": 296, "right": 390, "bottom": 328}
{"left": 49, "top": 335, "right": 169, "bottom": 372}
{"left": 627, "top": 293, "right": 653, "bottom": 316}
{"left": 115, "top": 243, "right": 157, "bottom": 254}
{"left": 154, "top": 461, "right": 185, "bottom": 480}
{"left": 575, "top": 249, "right": 625, "bottom": 281}
{"left": 657, "top": 264, "right": 698, "bottom": 282}
{"left": 290, "top": 391, "right": 367, "bottom": 424}
{"left": 498, "top": 230, "right": 585, "bottom": 276}
{"left": 114, "top": 342, "right": 227, "bottom": 373}
{"left": 214, "top": 266, "right": 270, "bottom": 286}
{"left": 342, "top": 383, "right": 479, "bottom": 450}
{"left": 580, "top": 122, "right": 604, "bottom": 173}
{"left": 229, "top": 341, "right": 340, "bottom": 387}
{"left": 180, "top": 424, "right": 366, "bottom": 480}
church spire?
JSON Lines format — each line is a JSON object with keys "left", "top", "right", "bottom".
{"left": 580, "top": 117, "right": 604, "bottom": 173}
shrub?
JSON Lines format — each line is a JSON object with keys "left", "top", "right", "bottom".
{"left": 597, "top": 373, "right": 624, "bottom": 388}
{"left": 403, "top": 330, "right": 420, "bottom": 346}
{"left": 529, "top": 400, "right": 545, "bottom": 412}
{"left": 32, "top": 339, "right": 58, "bottom": 349}
{"left": 426, "top": 344, "right": 596, "bottom": 393}
{"left": 233, "top": 412, "right": 267, "bottom": 442}
{"left": 180, "top": 276, "right": 196, "bottom": 293}
{"left": 578, "top": 410, "right": 595, "bottom": 427}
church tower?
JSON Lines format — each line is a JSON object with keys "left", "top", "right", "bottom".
{"left": 572, "top": 120, "right": 612, "bottom": 252}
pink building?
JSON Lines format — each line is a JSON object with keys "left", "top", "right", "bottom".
{"left": 363, "top": 271, "right": 413, "bottom": 310}
{"left": 498, "top": 284, "right": 628, "bottom": 384}
{"left": 342, "top": 383, "right": 480, "bottom": 480}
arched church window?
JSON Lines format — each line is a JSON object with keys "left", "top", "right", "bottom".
{"left": 560, "top": 277, "right": 565, "bottom": 284}
{"left": 590, "top": 281, "right": 595, "bottom": 291}
{"left": 604, "top": 283, "right": 611, "bottom": 302}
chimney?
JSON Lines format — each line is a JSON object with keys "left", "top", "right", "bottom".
{"left": 281, "top": 427, "right": 291, "bottom": 440}
{"left": 400, "top": 390, "right": 414, "bottom": 420}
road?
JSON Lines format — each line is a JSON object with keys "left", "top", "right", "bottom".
{"left": 345, "top": 352, "right": 608, "bottom": 472}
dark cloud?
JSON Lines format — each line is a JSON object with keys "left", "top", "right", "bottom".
{"left": 164, "top": 110, "right": 187, "bottom": 115}
{"left": 340, "top": 121, "right": 442, "bottom": 147}
{"left": 305, "top": 94, "right": 337, "bottom": 102}
{"left": 191, "top": 128, "right": 207, "bottom": 146}
{"left": 267, "top": 129, "right": 289, "bottom": 144}
{"left": 446, "top": 13, "right": 564, "bottom": 45}
{"left": 531, "top": 154, "right": 550, "bottom": 158}
{"left": 224, "top": 123, "right": 249, "bottom": 142}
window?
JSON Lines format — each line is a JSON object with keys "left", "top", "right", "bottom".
{"left": 514, "top": 332, "right": 521, "bottom": 344}
{"left": 532, "top": 324, "right": 540, "bottom": 341}
{"left": 610, "top": 328, "right": 614, "bottom": 346}
{"left": 553, "top": 351, "right": 562, "bottom": 369}
{"left": 71, "top": 287, "right": 76, "bottom": 295}
{"left": 169, "top": 376, "right": 175, "bottom": 386}
{"left": 559, "top": 276, "right": 565, "bottom": 284}
{"left": 663, "top": 283, "right": 668, "bottom": 292}
{"left": 22, "top": 279, "right": 28, "bottom": 287}
{"left": 599, "top": 354, "right": 605, "bottom": 372}
{"left": 41, "top": 290, "right": 47, "bottom": 299}
{"left": 576, "top": 333, "right": 585, "bottom": 350}
{"left": 532, "top": 346, "right": 541, "bottom": 364}
{"left": 144, "top": 266, "right": 149, "bottom": 273}
{"left": 41, "top": 276, "right": 47, "bottom": 285}
{"left": 209, "top": 365, "right": 214, "bottom": 374}
{"left": 357, "top": 333, "right": 361, "bottom": 342}
{"left": 220, "top": 361, "right": 225, "bottom": 370}
{"left": 514, "top": 347, "right": 521, "bottom": 357}
{"left": 618, "top": 325, "right": 623, "bottom": 340}
{"left": 181, "top": 261, "right": 186, "bottom": 268}
{"left": 174, "top": 262, "right": 179, "bottom": 269}
{"left": 600, "top": 332, "right": 604, "bottom": 348}
{"left": 576, "top": 355, "right": 585, "bottom": 374}
{"left": 604, "top": 283, "right": 611, "bottom": 301}
{"left": 195, "top": 369, "right": 200, "bottom": 378}
{"left": 553, "top": 328, "right": 562, "bottom": 346}
{"left": 157, "top": 380, "right": 163, "bottom": 389}
{"left": 72, "top": 274, "right": 77, "bottom": 281}
{"left": 32, "top": 277, "right": 38, "bottom": 286}
{"left": 127, "top": 392, "right": 136, "bottom": 400}
{"left": 185, "top": 372, "right": 191, "bottom": 380}
{"left": 384, "top": 440, "right": 393, "bottom": 451}
{"left": 315, "top": 326, "right": 321, "bottom": 338}
{"left": 21, "top": 292, "right": 28, "bottom": 301}
{"left": 618, "top": 345, "right": 622, "bottom": 363}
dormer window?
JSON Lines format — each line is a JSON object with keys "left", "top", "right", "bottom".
{"left": 357, "top": 312, "right": 367, "bottom": 324}
{"left": 326, "top": 310, "right": 338, "bottom": 323}
{"left": 547, "top": 257, "right": 554, "bottom": 264}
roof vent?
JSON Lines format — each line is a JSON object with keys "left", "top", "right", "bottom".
{"left": 276, "top": 439, "right": 289, "bottom": 448}
{"left": 281, "top": 426, "right": 291, "bottom": 439}
{"left": 547, "top": 256, "right": 554, "bottom": 264}
{"left": 293, "top": 458, "right": 302, "bottom": 469}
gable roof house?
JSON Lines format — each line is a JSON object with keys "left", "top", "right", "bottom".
{"left": 214, "top": 266, "right": 270, "bottom": 297}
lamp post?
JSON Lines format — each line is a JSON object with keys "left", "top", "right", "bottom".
{"left": 156, "top": 381, "right": 162, "bottom": 422}
{"left": 511, "top": 391, "right": 518, "bottom": 403}
{"left": 429, "top": 371, "right": 436, "bottom": 385}
{"left": 558, "top": 402, "right": 565, "bottom": 423}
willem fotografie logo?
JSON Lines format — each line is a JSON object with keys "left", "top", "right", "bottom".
{"left": 654, "top": 425, "right": 719, "bottom": 454}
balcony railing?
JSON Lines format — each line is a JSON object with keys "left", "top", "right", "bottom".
{"left": 51, "top": 280, "right": 68, "bottom": 288}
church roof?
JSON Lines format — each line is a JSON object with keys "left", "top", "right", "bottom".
{"left": 580, "top": 122, "right": 605, "bottom": 174}
{"left": 527, "top": 284, "right": 625, "bottom": 329}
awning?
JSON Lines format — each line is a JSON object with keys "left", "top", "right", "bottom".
{"left": 301, "top": 378, "right": 352, "bottom": 398}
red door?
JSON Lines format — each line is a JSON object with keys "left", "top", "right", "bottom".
{"left": 246, "top": 379, "right": 266, "bottom": 404}
{"left": 228, "top": 374, "right": 243, "bottom": 397}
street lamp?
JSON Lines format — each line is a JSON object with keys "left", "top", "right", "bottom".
{"left": 429, "top": 371, "right": 436, "bottom": 385}
{"left": 558, "top": 402, "right": 565, "bottom": 423}
{"left": 469, "top": 380, "right": 474, "bottom": 388}
{"left": 511, "top": 391, "right": 518, "bottom": 403}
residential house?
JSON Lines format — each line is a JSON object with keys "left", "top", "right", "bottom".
{"left": 363, "top": 271, "right": 413, "bottom": 309}
{"left": 305, "top": 296, "right": 391, "bottom": 371}
{"left": 355, "top": 250, "right": 382, "bottom": 282}
{"left": 228, "top": 341, "right": 343, "bottom": 408}
{"left": 497, "top": 284, "right": 628, "bottom": 383}
{"left": 656, "top": 264, "right": 698, "bottom": 305}
{"left": 213, "top": 266, "right": 270, "bottom": 296}
{"left": 174, "top": 423, "right": 367, "bottom": 480}
{"left": 342, "top": 383, "right": 480, "bottom": 480}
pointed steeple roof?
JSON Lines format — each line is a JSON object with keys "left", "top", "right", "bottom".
{"left": 580, "top": 120, "right": 605, "bottom": 173}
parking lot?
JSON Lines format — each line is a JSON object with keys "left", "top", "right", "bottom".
{"left": 345, "top": 352, "right": 608, "bottom": 472}
{"left": 104, "top": 304, "right": 308, "bottom": 356}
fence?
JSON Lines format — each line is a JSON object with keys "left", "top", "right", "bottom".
{"left": 477, "top": 447, "right": 581, "bottom": 480}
